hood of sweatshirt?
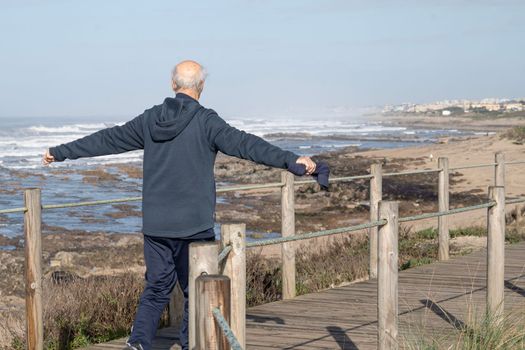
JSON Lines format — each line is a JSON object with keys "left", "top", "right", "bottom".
{"left": 149, "top": 96, "right": 202, "bottom": 142}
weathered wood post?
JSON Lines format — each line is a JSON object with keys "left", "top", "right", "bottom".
{"left": 438, "top": 157, "right": 450, "bottom": 261}
{"left": 24, "top": 188, "right": 43, "bottom": 350}
{"left": 487, "top": 186, "right": 505, "bottom": 321}
{"left": 168, "top": 282, "right": 184, "bottom": 331}
{"left": 195, "top": 275, "right": 231, "bottom": 350}
{"left": 189, "top": 241, "right": 219, "bottom": 349}
{"left": 281, "top": 171, "right": 296, "bottom": 299}
{"left": 220, "top": 223, "right": 246, "bottom": 348}
{"left": 369, "top": 163, "right": 382, "bottom": 279}
{"left": 495, "top": 152, "right": 505, "bottom": 188}
{"left": 377, "top": 201, "right": 399, "bottom": 350}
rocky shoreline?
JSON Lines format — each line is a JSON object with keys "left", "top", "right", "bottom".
{"left": 0, "top": 136, "right": 496, "bottom": 316}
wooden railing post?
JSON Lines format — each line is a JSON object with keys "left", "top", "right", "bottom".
{"left": 168, "top": 282, "right": 184, "bottom": 331}
{"left": 195, "top": 275, "right": 231, "bottom": 350}
{"left": 189, "top": 241, "right": 219, "bottom": 350}
{"left": 369, "top": 163, "right": 382, "bottom": 279}
{"left": 378, "top": 201, "right": 399, "bottom": 350}
{"left": 24, "top": 189, "right": 43, "bottom": 350}
{"left": 438, "top": 157, "right": 450, "bottom": 261}
{"left": 281, "top": 171, "right": 296, "bottom": 299}
{"left": 495, "top": 152, "right": 505, "bottom": 188}
{"left": 487, "top": 186, "right": 505, "bottom": 321}
{"left": 220, "top": 223, "right": 246, "bottom": 348}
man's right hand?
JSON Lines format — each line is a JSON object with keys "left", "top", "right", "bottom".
{"left": 42, "top": 149, "right": 55, "bottom": 165}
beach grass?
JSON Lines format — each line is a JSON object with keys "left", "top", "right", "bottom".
{"left": 405, "top": 305, "right": 525, "bottom": 350}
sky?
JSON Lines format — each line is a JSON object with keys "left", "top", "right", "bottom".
{"left": 0, "top": 0, "right": 523, "bottom": 120}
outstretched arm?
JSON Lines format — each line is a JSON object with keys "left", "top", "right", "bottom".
{"left": 205, "top": 112, "right": 315, "bottom": 173}
{"left": 43, "top": 114, "right": 145, "bottom": 164}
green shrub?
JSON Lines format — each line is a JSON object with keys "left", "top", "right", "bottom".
{"left": 416, "top": 227, "right": 437, "bottom": 240}
{"left": 450, "top": 226, "right": 486, "bottom": 238}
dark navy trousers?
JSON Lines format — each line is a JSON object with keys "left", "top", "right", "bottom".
{"left": 128, "top": 229, "right": 215, "bottom": 350}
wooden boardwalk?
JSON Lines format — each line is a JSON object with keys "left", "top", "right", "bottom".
{"left": 86, "top": 241, "right": 525, "bottom": 350}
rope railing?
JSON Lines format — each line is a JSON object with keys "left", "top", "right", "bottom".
{"left": 216, "top": 182, "right": 284, "bottom": 192}
{"left": 399, "top": 201, "right": 496, "bottom": 222}
{"left": 245, "top": 220, "right": 387, "bottom": 248}
{"left": 449, "top": 163, "right": 497, "bottom": 171}
{"left": 1, "top": 159, "right": 524, "bottom": 216}
{"left": 295, "top": 174, "right": 373, "bottom": 185}
{"left": 217, "top": 198, "right": 522, "bottom": 257}
{"left": 42, "top": 197, "right": 142, "bottom": 210}
{"left": 212, "top": 307, "right": 244, "bottom": 350}
{"left": 218, "top": 244, "right": 232, "bottom": 264}
{"left": 0, "top": 206, "right": 27, "bottom": 214}
{"left": 505, "top": 197, "right": 525, "bottom": 205}
{"left": 383, "top": 168, "right": 441, "bottom": 177}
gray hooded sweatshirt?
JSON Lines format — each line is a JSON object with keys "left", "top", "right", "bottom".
{"left": 49, "top": 93, "right": 300, "bottom": 238}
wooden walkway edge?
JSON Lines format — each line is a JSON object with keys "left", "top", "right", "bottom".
{"left": 85, "top": 241, "right": 525, "bottom": 349}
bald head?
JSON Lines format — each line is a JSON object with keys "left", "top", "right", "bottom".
{"left": 171, "top": 60, "right": 207, "bottom": 99}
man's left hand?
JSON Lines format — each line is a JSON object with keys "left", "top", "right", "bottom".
{"left": 296, "top": 156, "right": 316, "bottom": 175}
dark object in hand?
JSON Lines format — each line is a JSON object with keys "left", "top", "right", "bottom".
{"left": 287, "top": 161, "right": 330, "bottom": 191}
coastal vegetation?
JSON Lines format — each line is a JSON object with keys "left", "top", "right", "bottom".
{"left": 406, "top": 308, "right": 525, "bottom": 349}
{"left": 502, "top": 125, "right": 525, "bottom": 144}
{"left": 2, "top": 220, "right": 524, "bottom": 349}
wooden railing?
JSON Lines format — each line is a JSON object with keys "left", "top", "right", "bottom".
{"left": 1, "top": 152, "right": 525, "bottom": 349}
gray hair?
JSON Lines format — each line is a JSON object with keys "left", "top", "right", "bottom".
{"left": 171, "top": 64, "right": 208, "bottom": 92}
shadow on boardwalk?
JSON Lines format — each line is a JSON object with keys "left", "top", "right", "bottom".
{"left": 86, "top": 241, "right": 525, "bottom": 350}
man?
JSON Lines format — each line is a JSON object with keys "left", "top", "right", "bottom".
{"left": 43, "top": 60, "right": 316, "bottom": 350}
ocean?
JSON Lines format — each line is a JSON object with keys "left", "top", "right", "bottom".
{"left": 0, "top": 116, "right": 485, "bottom": 240}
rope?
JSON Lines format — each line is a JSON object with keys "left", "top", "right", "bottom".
{"left": 0, "top": 207, "right": 27, "bottom": 214}
{"left": 42, "top": 196, "right": 142, "bottom": 210}
{"left": 1, "top": 158, "right": 524, "bottom": 214}
{"left": 212, "top": 307, "right": 244, "bottom": 350}
{"left": 217, "top": 182, "right": 284, "bottom": 193}
{"left": 505, "top": 197, "right": 525, "bottom": 205}
{"left": 295, "top": 174, "right": 373, "bottom": 185}
{"left": 218, "top": 245, "right": 232, "bottom": 264}
{"left": 449, "top": 163, "right": 497, "bottom": 171}
{"left": 399, "top": 202, "right": 495, "bottom": 222}
{"left": 246, "top": 220, "right": 386, "bottom": 248}
{"left": 383, "top": 169, "right": 441, "bottom": 177}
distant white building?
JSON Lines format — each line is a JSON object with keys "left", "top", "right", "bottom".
{"left": 505, "top": 103, "right": 524, "bottom": 112}
{"left": 442, "top": 110, "right": 451, "bottom": 116}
